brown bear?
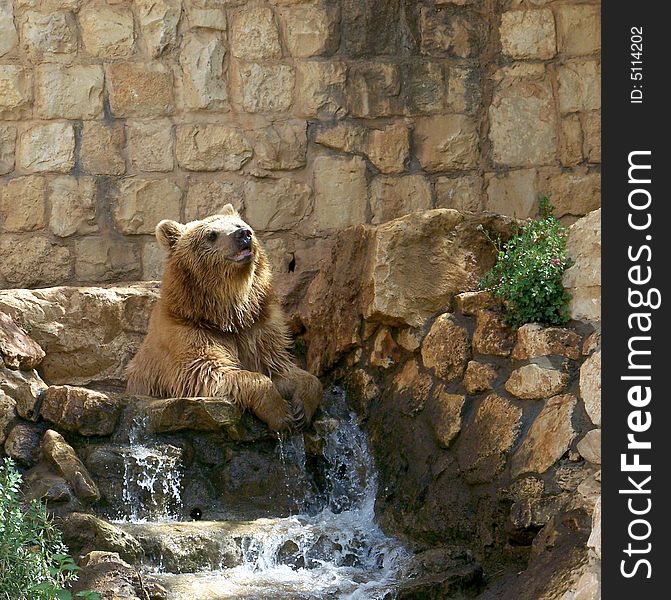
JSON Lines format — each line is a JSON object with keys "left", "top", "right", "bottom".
{"left": 126, "top": 206, "right": 322, "bottom": 431}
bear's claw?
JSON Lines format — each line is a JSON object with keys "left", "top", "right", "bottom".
{"left": 292, "top": 402, "right": 307, "bottom": 432}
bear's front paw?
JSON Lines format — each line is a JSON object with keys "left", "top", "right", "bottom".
{"left": 261, "top": 391, "right": 295, "bottom": 433}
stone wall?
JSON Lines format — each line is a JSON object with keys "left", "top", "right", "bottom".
{"left": 0, "top": 0, "right": 600, "bottom": 289}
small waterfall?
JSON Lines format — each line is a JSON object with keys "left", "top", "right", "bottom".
{"left": 116, "top": 389, "right": 409, "bottom": 598}
{"left": 116, "top": 415, "right": 184, "bottom": 522}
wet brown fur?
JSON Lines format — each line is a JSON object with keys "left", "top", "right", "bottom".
{"left": 126, "top": 208, "right": 322, "bottom": 431}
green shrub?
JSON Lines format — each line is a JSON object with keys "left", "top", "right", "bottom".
{"left": 479, "top": 197, "right": 573, "bottom": 328}
{"left": 0, "top": 458, "right": 101, "bottom": 600}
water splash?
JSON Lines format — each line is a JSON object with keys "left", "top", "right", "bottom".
{"left": 117, "top": 415, "right": 183, "bottom": 522}
{"left": 152, "top": 389, "right": 410, "bottom": 598}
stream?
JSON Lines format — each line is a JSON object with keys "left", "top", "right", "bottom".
{"left": 107, "top": 390, "right": 410, "bottom": 599}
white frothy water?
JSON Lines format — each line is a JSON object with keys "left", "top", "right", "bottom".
{"left": 116, "top": 415, "right": 183, "bottom": 522}
{"left": 200, "top": 410, "right": 409, "bottom": 598}
{"left": 122, "top": 393, "right": 409, "bottom": 598}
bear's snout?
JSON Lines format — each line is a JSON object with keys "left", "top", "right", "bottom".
{"left": 233, "top": 227, "right": 253, "bottom": 250}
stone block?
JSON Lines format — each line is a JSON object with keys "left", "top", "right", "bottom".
{"left": 555, "top": 4, "right": 601, "bottom": 56}
{"left": 473, "top": 310, "right": 515, "bottom": 356}
{"left": 559, "top": 114, "right": 583, "bottom": 167}
{"left": 580, "top": 349, "right": 601, "bottom": 426}
{"left": 511, "top": 394, "right": 577, "bottom": 477}
{"left": 513, "top": 324, "right": 581, "bottom": 360}
{"left": 463, "top": 361, "right": 497, "bottom": 395}
{"left": 136, "top": 0, "right": 180, "bottom": 57}
{"left": 0, "top": 175, "right": 46, "bottom": 232}
{"left": 0, "top": 65, "right": 32, "bottom": 119}
{"left": 279, "top": 1, "right": 340, "bottom": 57}
{"left": 499, "top": 9, "right": 556, "bottom": 59}
{"left": 457, "top": 394, "right": 522, "bottom": 483}
{"left": 0, "top": 2, "right": 17, "bottom": 57}
{"left": 252, "top": 121, "right": 307, "bottom": 171}
{"left": 429, "top": 390, "right": 465, "bottom": 449}
{"left": 489, "top": 75, "right": 557, "bottom": 166}
{"left": 505, "top": 364, "right": 569, "bottom": 400}
{"left": 312, "top": 155, "right": 368, "bottom": 230}
{"left": 175, "top": 124, "right": 252, "bottom": 171}
{"left": 234, "top": 62, "right": 295, "bottom": 113}
{"left": 366, "top": 123, "right": 409, "bottom": 174}
{"left": 74, "top": 237, "right": 140, "bottom": 283}
{"left": 576, "top": 429, "right": 600, "bottom": 465}
{"left": 370, "top": 175, "right": 432, "bottom": 225}
{"left": 107, "top": 63, "right": 174, "bottom": 117}
{"left": 294, "top": 60, "right": 346, "bottom": 118}
{"left": 348, "top": 62, "right": 403, "bottom": 118}
{"left": 21, "top": 10, "right": 77, "bottom": 60}
{"left": 0, "top": 236, "right": 71, "bottom": 287}
{"left": 484, "top": 169, "right": 537, "bottom": 219}
{"left": 404, "top": 61, "right": 445, "bottom": 115}
{"left": 0, "top": 124, "right": 15, "bottom": 174}
{"left": 229, "top": 6, "right": 281, "bottom": 60}
{"left": 142, "top": 240, "right": 165, "bottom": 280}
{"left": 581, "top": 111, "right": 601, "bottom": 163}
{"left": 244, "top": 178, "right": 311, "bottom": 232}
{"left": 0, "top": 312, "right": 45, "bottom": 371}
{"left": 79, "top": 4, "right": 134, "bottom": 59}
{"left": 557, "top": 59, "right": 601, "bottom": 114}
{"left": 35, "top": 64, "right": 104, "bottom": 119}
{"left": 415, "top": 115, "right": 479, "bottom": 172}
{"left": 313, "top": 121, "right": 367, "bottom": 154}
{"left": 435, "top": 176, "right": 482, "bottom": 212}
{"left": 563, "top": 209, "right": 601, "bottom": 321}
{"left": 420, "top": 6, "right": 480, "bottom": 58}
{"left": 127, "top": 120, "right": 174, "bottom": 173}
{"left": 113, "top": 179, "right": 182, "bottom": 235}
{"left": 180, "top": 31, "right": 228, "bottom": 111}
{"left": 80, "top": 122, "right": 126, "bottom": 176}
{"left": 18, "top": 122, "right": 75, "bottom": 173}
{"left": 48, "top": 177, "right": 98, "bottom": 238}
{"left": 184, "top": 179, "right": 245, "bottom": 221}
{"left": 537, "top": 169, "right": 601, "bottom": 219}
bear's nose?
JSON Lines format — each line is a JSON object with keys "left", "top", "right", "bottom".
{"left": 233, "top": 227, "right": 252, "bottom": 248}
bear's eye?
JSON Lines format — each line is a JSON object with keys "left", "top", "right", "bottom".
{"left": 206, "top": 230, "right": 218, "bottom": 242}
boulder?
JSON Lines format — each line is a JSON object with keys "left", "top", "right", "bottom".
{"left": 4, "top": 421, "right": 43, "bottom": 466}
{"left": 428, "top": 389, "right": 465, "bottom": 449}
{"left": 577, "top": 429, "right": 601, "bottom": 465}
{"left": 0, "top": 389, "right": 16, "bottom": 443}
{"left": 0, "top": 367, "right": 47, "bottom": 420}
{"left": 0, "top": 311, "right": 45, "bottom": 369}
{"left": 41, "top": 429, "right": 100, "bottom": 502}
{"left": 364, "top": 210, "right": 512, "bottom": 327}
{"left": 70, "top": 552, "right": 145, "bottom": 600}
{"left": 147, "top": 397, "right": 242, "bottom": 434}
{"left": 505, "top": 364, "right": 569, "bottom": 400}
{"left": 41, "top": 385, "right": 122, "bottom": 436}
{"left": 61, "top": 513, "right": 143, "bottom": 563}
{"left": 511, "top": 395, "right": 577, "bottom": 477}
{"left": 0, "top": 284, "right": 160, "bottom": 385}
{"left": 472, "top": 310, "right": 515, "bottom": 356}
{"left": 23, "top": 462, "right": 79, "bottom": 512}
{"left": 421, "top": 314, "right": 470, "bottom": 383}
{"left": 463, "top": 361, "right": 498, "bottom": 395}
{"left": 580, "top": 350, "right": 601, "bottom": 426}
{"left": 512, "top": 324, "right": 581, "bottom": 360}
{"left": 456, "top": 394, "right": 523, "bottom": 484}
{"left": 563, "top": 209, "right": 601, "bottom": 322}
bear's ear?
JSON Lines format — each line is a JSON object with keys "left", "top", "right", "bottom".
{"left": 219, "top": 203, "right": 239, "bottom": 217}
{"left": 156, "top": 220, "right": 185, "bottom": 252}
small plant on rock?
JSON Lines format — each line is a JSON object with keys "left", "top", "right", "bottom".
{"left": 479, "top": 197, "right": 573, "bottom": 328}
{"left": 0, "top": 458, "right": 101, "bottom": 600}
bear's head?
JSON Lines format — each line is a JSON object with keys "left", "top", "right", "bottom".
{"left": 155, "top": 205, "right": 273, "bottom": 331}
{"left": 156, "top": 204, "right": 260, "bottom": 272}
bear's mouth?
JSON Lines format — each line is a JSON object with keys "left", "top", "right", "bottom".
{"left": 229, "top": 249, "right": 253, "bottom": 263}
